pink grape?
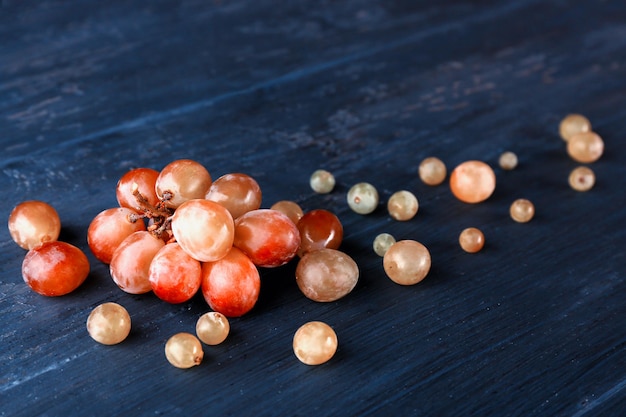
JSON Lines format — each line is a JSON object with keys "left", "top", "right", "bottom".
{"left": 110, "top": 231, "right": 165, "bottom": 294}
{"left": 155, "top": 159, "right": 212, "bottom": 209}
{"left": 171, "top": 199, "right": 234, "bottom": 262}
{"left": 149, "top": 243, "right": 202, "bottom": 304}
{"left": 201, "top": 247, "right": 260, "bottom": 317}
{"left": 87, "top": 207, "right": 146, "bottom": 264}
{"left": 22, "top": 241, "right": 90, "bottom": 296}
{"left": 233, "top": 209, "right": 300, "bottom": 268}
{"left": 116, "top": 167, "right": 160, "bottom": 212}
{"left": 206, "top": 173, "right": 262, "bottom": 219}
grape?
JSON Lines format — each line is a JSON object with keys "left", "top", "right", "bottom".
{"left": 155, "top": 159, "right": 212, "bottom": 209}
{"left": 110, "top": 231, "right": 165, "bottom": 294}
{"left": 206, "top": 173, "right": 262, "bottom": 219}
{"left": 171, "top": 199, "right": 234, "bottom": 262}
{"left": 87, "top": 207, "right": 146, "bottom": 264}
{"left": 196, "top": 312, "right": 230, "bottom": 345}
{"left": 165, "top": 333, "right": 204, "bottom": 369}
{"left": 295, "top": 248, "right": 358, "bottom": 302}
{"left": 270, "top": 200, "right": 304, "bottom": 225}
{"left": 116, "top": 167, "right": 160, "bottom": 213}
{"left": 86, "top": 302, "right": 132, "bottom": 345}
{"left": 22, "top": 241, "right": 90, "bottom": 296}
{"left": 201, "top": 247, "right": 260, "bottom": 317}
{"left": 149, "top": 243, "right": 202, "bottom": 304}
{"left": 292, "top": 321, "right": 338, "bottom": 365}
{"left": 383, "top": 240, "right": 431, "bottom": 285}
{"left": 309, "top": 169, "right": 335, "bottom": 194}
{"left": 373, "top": 233, "right": 396, "bottom": 257}
{"left": 233, "top": 209, "right": 300, "bottom": 268}
{"left": 8, "top": 200, "right": 61, "bottom": 250}
{"left": 296, "top": 209, "right": 343, "bottom": 257}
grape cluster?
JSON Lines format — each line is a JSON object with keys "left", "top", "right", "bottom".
{"left": 84, "top": 158, "right": 358, "bottom": 316}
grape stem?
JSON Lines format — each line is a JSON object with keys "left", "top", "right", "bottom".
{"left": 150, "top": 215, "right": 173, "bottom": 239}
{"left": 132, "top": 188, "right": 175, "bottom": 239}
{"left": 132, "top": 188, "right": 171, "bottom": 218}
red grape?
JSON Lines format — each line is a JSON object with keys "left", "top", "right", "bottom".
{"left": 206, "top": 173, "right": 262, "bottom": 219}
{"left": 233, "top": 209, "right": 300, "bottom": 268}
{"left": 110, "top": 231, "right": 165, "bottom": 294}
{"left": 201, "top": 247, "right": 260, "bottom": 317}
{"left": 171, "top": 199, "right": 234, "bottom": 262}
{"left": 116, "top": 167, "right": 160, "bottom": 212}
{"left": 22, "top": 241, "right": 90, "bottom": 296}
{"left": 87, "top": 207, "right": 146, "bottom": 264}
{"left": 149, "top": 243, "right": 202, "bottom": 304}
{"left": 155, "top": 159, "right": 212, "bottom": 209}
{"left": 296, "top": 209, "right": 343, "bottom": 257}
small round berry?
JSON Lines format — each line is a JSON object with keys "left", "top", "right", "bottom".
{"left": 8, "top": 200, "right": 61, "bottom": 250}
{"left": 559, "top": 114, "right": 591, "bottom": 141}
{"left": 383, "top": 240, "right": 431, "bottom": 285}
{"left": 567, "top": 131, "right": 604, "bottom": 163}
{"left": 347, "top": 182, "right": 379, "bottom": 214}
{"left": 116, "top": 167, "right": 160, "bottom": 212}
{"left": 418, "top": 157, "right": 447, "bottom": 186}
{"left": 206, "top": 173, "right": 262, "bottom": 219}
{"left": 196, "top": 312, "right": 230, "bottom": 345}
{"left": 373, "top": 233, "right": 396, "bottom": 257}
{"left": 387, "top": 190, "right": 419, "bottom": 221}
{"left": 296, "top": 249, "right": 359, "bottom": 302}
{"left": 165, "top": 333, "right": 204, "bottom": 369}
{"left": 510, "top": 199, "right": 535, "bottom": 223}
{"left": 309, "top": 169, "right": 335, "bottom": 194}
{"left": 22, "top": 241, "right": 90, "bottom": 296}
{"left": 86, "top": 303, "right": 132, "bottom": 345}
{"left": 156, "top": 159, "right": 212, "bottom": 209}
{"left": 449, "top": 161, "right": 496, "bottom": 204}
{"left": 270, "top": 200, "right": 304, "bottom": 225}
{"left": 568, "top": 166, "right": 595, "bottom": 192}
{"left": 459, "top": 227, "right": 485, "bottom": 253}
{"left": 296, "top": 209, "right": 343, "bottom": 257}
{"left": 293, "top": 321, "right": 338, "bottom": 366}
{"left": 498, "top": 151, "right": 518, "bottom": 171}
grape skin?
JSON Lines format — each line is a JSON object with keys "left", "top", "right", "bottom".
{"left": 165, "top": 333, "right": 204, "bottom": 369}
{"left": 206, "top": 173, "right": 262, "bottom": 219}
{"left": 201, "top": 247, "right": 260, "bottom": 317}
{"left": 110, "top": 231, "right": 165, "bottom": 294}
{"left": 8, "top": 200, "right": 61, "bottom": 250}
{"left": 196, "top": 312, "right": 230, "bottom": 345}
{"left": 86, "top": 302, "right": 132, "bottom": 345}
{"left": 149, "top": 243, "right": 202, "bottom": 304}
{"left": 116, "top": 167, "right": 160, "bottom": 213}
{"left": 156, "top": 159, "right": 212, "bottom": 209}
{"left": 295, "top": 248, "right": 359, "bottom": 302}
{"left": 171, "top": 199, "right": 235, "bottom": 263}
{"left": 296, "top": 209, "right": 343, "bottom": 257}
{"left": 233, "top": 209, "right": 300, "bottom": 268}
{"left": 22, "top": 241, "right": 90, "bottom": 296}
{"left": 87, "top": 207, "right": 146, "bottom": 264}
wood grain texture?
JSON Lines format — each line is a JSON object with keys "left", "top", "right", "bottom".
{"left": 1, "top": 0, "right": 625, "bottom": 415}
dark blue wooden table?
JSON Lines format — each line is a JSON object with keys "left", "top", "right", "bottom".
{"left": 1, "top": 1, "right": 625, "bottom": 415}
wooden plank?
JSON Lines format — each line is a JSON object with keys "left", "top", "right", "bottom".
{"left": 1, "top": 0, "right": 625, "bottom": 415}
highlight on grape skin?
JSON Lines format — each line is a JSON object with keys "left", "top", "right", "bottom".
{"left": 8, "top": 200, "right": 61, "bottom": 250}
{"left": 22, "top": 241, "right": 90, "bottom": 296}
{"left": 86, "top": 302, "right": 132, "bottom": 345}
{"left": 171, "top": 199, "right": 235, "bottom": 263}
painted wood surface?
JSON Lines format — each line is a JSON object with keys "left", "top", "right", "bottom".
{"left": 1, "top": 1, "right": 625, "bottom": 415}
